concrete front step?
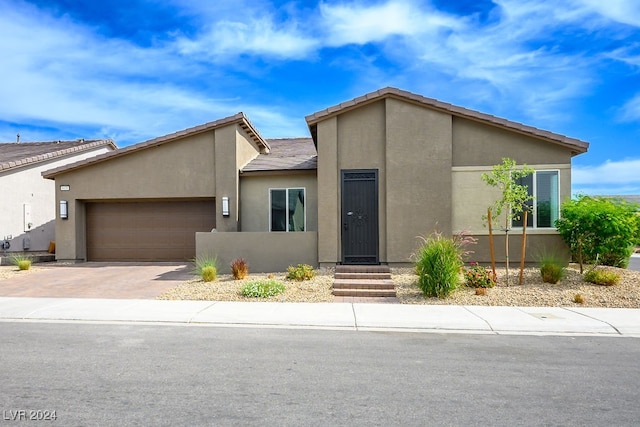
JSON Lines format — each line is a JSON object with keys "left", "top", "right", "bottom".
{"left": 332, "top": 288, "right": 397, "bottom": 297}
{"left": 334, "top": 272, "right": 392, "bottom": 280}
{"left": 333, "top": 279, "right": 395, "bottom": 290}
{"left": 335, "top": 265, "right": 391, "bottom": 274}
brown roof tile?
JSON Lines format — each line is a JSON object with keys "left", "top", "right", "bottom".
{"left": 42, "top": 113, "right": 268, "bottom": 179}
{"left": 0, "top": 139, "right": 117, "bottom": 172}
{"left": 305, "top": 87, "right": 589, "bottom": 154}
{"left": 242, "top": 138, "right": 317, "bottom": 173}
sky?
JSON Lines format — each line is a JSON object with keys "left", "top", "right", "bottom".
{"left": 1, "top": 0, "right": 639, "bottom": 196}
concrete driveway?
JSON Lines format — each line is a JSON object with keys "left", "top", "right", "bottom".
{"left": 0, "top": 262, "right": 193, "bottom": 299}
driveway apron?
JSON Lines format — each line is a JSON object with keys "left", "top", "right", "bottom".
{"left": 0, "top": 262, "right": 192, "bottom": 299}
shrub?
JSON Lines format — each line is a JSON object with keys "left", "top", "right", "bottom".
{"left": 286, "top": 264, "right": 315, "bottom": 281}
{"left": 573, "top": 293, "right": 585, "bottom": 304}
{"left": 555, "top": 196, "right": 639, "bottom": 271}
{"left": 11, "top": 255, "right": 31, "bottom": 271}
{"left": 241, "top": 279, "right": 286, "bottom": 298}
{"left": 201, "top": 266, "right": 217, "bottom": 282}
{"left": 193, "top": 255, "right": 218, "bottom": 281}
{"left": 538, "top": 251, "right": 567, "bottom": 284}
{"left": 230, "top": 258, "right": 249, "bottom": 280}
{"left": 463, "top": 263, "right": 495, "bottom": 288}
{"left": 413, "top": 231, "right": 474, "bottom": 298}
{"left": 583, "top": 268, "right": 620, "bottom": 286}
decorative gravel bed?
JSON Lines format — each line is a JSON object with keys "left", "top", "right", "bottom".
{"left": 2, "top": 264, "right": 638, "bottom": 308}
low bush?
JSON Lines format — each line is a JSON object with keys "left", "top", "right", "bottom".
{"left": 194, "top": 255, "right": 217, "bottom": 281}
{"left": 11, "top": 255, "right": 31, "bottom": 271}
{"left": 538, "top": 252, "right": 567, "bottom": 284}
{"left": 573, "top": 293, "right": 585, "bottom": 304}
{"left": 286, "top": 264, "right": 315, "bottom": 281}
{"left": 583, "top": 268, "right": 620, "bottom": 286}
{"left": 230, "top": 258, "right": 249, "bottom": 280}
{"left": 241, "top": 279, "right": 286, "bottom": 298}
{"left": 414, "top": 231, "right": 474, "bottom": 298}
{"left": 463, "top": 263, "right": 495, "bottom": 288}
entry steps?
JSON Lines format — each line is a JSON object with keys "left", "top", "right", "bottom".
{"left": 332, "top": 265, "right": 397, "bottom": 298}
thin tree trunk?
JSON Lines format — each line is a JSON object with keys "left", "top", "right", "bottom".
{"left": 487, "top": 209, "right": 497, "bottom": 282}
{"left": 505, "top": 206, "right": 510, "bottom": 287}
{"left": 519, "top": 210, "right": 528, "bottom": 286}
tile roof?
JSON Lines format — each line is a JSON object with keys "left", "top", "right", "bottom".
{"left": 305, "top": 87, "right": 589, "bottom": 154}
{"left": 43, "top": 113, "right": 268, "bottom": 179}
{"left": 0, "top": 139, "right": 116, "bottom": 172}
{"left": 242, "top": 138, "right": 317, "bottom": 173}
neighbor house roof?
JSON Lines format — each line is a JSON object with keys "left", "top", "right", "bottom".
{"left": 241, "top": 138, "right": 317, "bottom": 173}
{"left": 0, "top": 139, "right": 116, "bottom": 173}
{"left": 305, "top": 87, "right": 590, "bottom": 155}
{"left": 43, "top": 113, "right": 268, "bottom": 179}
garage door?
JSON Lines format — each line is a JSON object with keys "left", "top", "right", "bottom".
{"left": 86, "top": 200, "right": 216, "bottom": 261}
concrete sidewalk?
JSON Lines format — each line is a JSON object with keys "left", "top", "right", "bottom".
{"left": 1, "top": 297, "right": 639, "bottom": 337}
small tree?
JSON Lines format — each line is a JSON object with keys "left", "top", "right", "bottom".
{"left": 555, "top": 196, "right": 640, "bottom": 272}
{"left": 482, "top": 158, "right": 534, "bottom": 285}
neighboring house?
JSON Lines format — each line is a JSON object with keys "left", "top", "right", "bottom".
{"left": 43, "top": 88, "right": 589, "bottom": 272}
{"left": 0, "top": 139, "right": 116, "bottom": 254}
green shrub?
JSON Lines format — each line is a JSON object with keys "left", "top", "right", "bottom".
{"left": 286, "top": 264, "right": 315, "bottom": 281}
{"left": 463, "top": 263, "right": 495, "bottom": 288}
{"left": 11, "top": 255, "right": 31, "bottom": 271}
{"left": 537, "top": 251, "right": 567, "bottom": 284}
{"left": 230, "top": 258, "right": 249, "bottom": 280}
{"left": 414, "top": 231, "right": 473, "bottom": 298}
{"left": 583, "top": 268, "right": 621, "bottom": 286}
{"left": 201, "top": 266, "right": 217, "bottom": 282}
{"left": 241, "top": 279, "right": 286, "bottom": 298}
{"left": 555, "top": 196, "right": 639, "bottom": 270}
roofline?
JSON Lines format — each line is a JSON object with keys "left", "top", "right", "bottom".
{"left": 0, "top": 139, "right": 117, "bottom": 173}
{"left": 305, "top": 87, "right": 589, "bottom": 155}
{"left": 43, "top": 113, "right": 269, "bottom": 179}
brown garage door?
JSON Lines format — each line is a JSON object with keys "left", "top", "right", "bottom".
{"left": 86, "top": 200, "right": 216, "bottom": 261}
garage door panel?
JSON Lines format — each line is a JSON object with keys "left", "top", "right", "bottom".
{"left": 86, "top": 200, "right": 215, "bottom": 261}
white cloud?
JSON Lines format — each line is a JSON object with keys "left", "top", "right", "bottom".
{"left": 573, "top": 159, "right": 640, "bottom": 194}
{"left": 619, "top": 95, "right": 640, "bottom": 122}
{"left": 577, "top": 0, "right": 640, "bottom": 27}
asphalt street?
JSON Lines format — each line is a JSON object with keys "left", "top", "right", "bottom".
{"left": 2, "top": 322, "right": 639, "bottom": 426}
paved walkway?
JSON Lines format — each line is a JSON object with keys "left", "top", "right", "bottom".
{"left": 1, "top": 297, "right": 639, "bottom": 337}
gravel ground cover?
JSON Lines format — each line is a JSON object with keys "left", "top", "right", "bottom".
{"left": 2, "top": 263, "right": 639, "bottom": 307}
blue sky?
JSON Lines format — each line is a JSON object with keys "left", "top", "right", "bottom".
{"left": 1, "top": 0, "right": 639, "bottom": 195}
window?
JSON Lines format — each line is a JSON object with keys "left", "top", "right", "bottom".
{"left": 513, "top": 171, "right": 559, "bottom": 228}
{"left": 270, "top": 188, "right": 305, "bottom": 231}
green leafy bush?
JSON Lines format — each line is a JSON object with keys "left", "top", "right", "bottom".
{"left": 463, "top": 263, "right": 495, "bottom": 288}
{"left": 241, "top": 279, "right": 286, "bottom": 298}
{"left": 230, "top": 258, "right": 249, "bottom": 280}
{"left": 583, "top": 268, "right": 621, "bottom": 286}
{"left": 538, "top": 251, "right": 567, "bottom": 284}
{"left": 11, "top": 255, "right": 31, "bottom": 271}
{"left": 286, "top": 264, "right": 315, "bottom": 281}
{"left": 414, "top": 231, "right": 474, "bottom": 298}
{"left": 555, "top": 196, "right": 639, "bottom": 270}
{"left": 194, "top": 255, "right": 218, "bottom": 281}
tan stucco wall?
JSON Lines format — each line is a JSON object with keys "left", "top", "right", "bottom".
{"left": 196, "top": 231, "right": 318, "bottom": 273}
{"left": 316, "top": 117, "right": 339, "bottom": 264}
{"left": 239, "top": 172, "right": 318, "bottom": 232}
{"left": 452, "top": 117, "right": 573, "bottom": 167}
{"left": 0, "top": 146, "right": 112, "bottom": 253}
{"left": 52, "top": 124, "right": 261, "bottom": 260}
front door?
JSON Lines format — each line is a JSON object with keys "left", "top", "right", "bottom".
{"left": 341, "top": 169, "right": 379, "bottom": 264}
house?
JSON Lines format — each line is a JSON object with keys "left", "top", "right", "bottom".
{"left": 42, "top": 88, "right": 589, "bottom": 272}
{"left": 0, "top": 139, "right": 116, "bottom": 255}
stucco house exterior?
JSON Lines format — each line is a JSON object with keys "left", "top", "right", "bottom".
{"left": 42, "top": 87, "right": 589, "bottom": 272}
{"left": 0, "top": 139, "right": 116, "bottom": 255}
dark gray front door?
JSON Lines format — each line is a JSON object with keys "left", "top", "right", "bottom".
{"left": 341, "top": 169, "right": 379, "bottom": 264}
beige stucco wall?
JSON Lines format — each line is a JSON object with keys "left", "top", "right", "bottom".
{"left": 0, "top": 146, "right": 113, "bottom": 253}
{"left": 52, "top": 124, "right": 261, "bottom": 260}
{"left": 196, "top": 231, "right": 318, "bottom": 273}
{"left": 239, "top": 172, "right": 318, "bottom": 232}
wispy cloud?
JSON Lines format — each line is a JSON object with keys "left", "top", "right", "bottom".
{"left": 573, "top": 158, "right": 640, "bottom": 194}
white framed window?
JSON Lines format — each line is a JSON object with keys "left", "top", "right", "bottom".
{"left": 269, "top": 188, "right": 306, "bottom": 232}
{"left": 513, "top": 170, "right": 560, "bottom": 228}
